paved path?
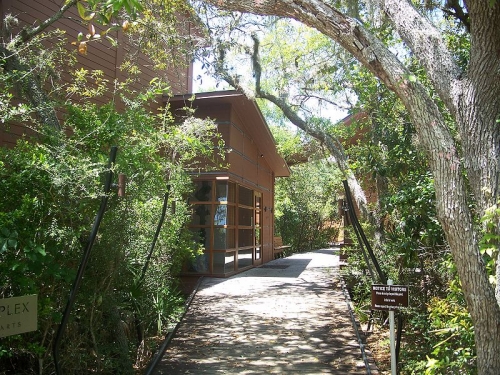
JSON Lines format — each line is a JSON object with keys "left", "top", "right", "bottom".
{"left": 153, "top": 248, "right": 377, "bottom": 374}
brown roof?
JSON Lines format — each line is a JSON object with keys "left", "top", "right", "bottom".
{"left": 166, "top": 90, "right": 290, "bottom": 177}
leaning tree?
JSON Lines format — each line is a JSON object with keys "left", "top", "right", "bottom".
{"left": 196, "top": 1, "right": 500, "bottom": 373}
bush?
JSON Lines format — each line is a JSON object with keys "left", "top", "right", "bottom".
{"left": 0, "top": 97, "right": 224, "bottom": 374}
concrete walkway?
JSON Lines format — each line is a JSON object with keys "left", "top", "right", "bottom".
{"left": 153, "top": 248, "right": 377, "bottom": 374}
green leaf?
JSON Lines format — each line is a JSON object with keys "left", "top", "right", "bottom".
{"left": 105, "top": 35, "right": 118, "bottom": 47}
{"left": 36, "top": 245, "right": 46, "bottom": 256}
{"left": 77, "top": 1, "right": 87, "bottom": 19}
{"left": 76, "top": 1, "right": 95, "bottom": 21}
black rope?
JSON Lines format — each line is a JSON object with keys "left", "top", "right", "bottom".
{"left": 342, "top": 180, "right": 386, "bottom": 284}
{"left": 53, "top": 146, "right": 117, "bottom": 375}
{"left": 138, "top": 185, "right": 171, "bottom": 285}
{"left": 342, "top": 179, "right": 405, "bottom": 372}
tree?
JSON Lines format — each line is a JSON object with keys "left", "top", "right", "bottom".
{"left": 196, "top": 1, "right": 500, "bottom": 373}
{"left": 0, "top": 1, "right": 223, "bottom": 373}
{"left": 0, "top": 0, "right": 194, "bottom": 131}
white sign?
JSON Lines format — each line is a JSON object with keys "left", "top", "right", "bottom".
{"left": 0, "top": 295, "right": 38, "bottom": 337}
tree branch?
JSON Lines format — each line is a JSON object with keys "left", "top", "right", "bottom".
{"left": 1, "top": 0, "right": 78, "bottom": 131}
{"left": 214, "top": 32, "right": 370, "bottom": 218}
{"left": 15, "top": 0, "right": 78, "bottom": 47}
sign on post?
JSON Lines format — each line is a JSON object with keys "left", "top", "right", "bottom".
{"left": 0, "top": 295, "right": 38, "bottom": 337}
{"left": 371, "top": 284, "right": 409, "bottom": 311}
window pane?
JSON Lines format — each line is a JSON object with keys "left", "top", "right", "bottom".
{"left": 239, "top": 207, "right": 253, "bottom": 226}
{"left": 190, "top": 228, "right": 211, "bottom": 249}
{"left": 255, "top": 228, "right": 261, "bottom": 245}
{"left": 255, "top": 210, "right": 261, "bottom": 226}
{"left": 192, "top": 181, "right": 212, "bottom": 202}
{"left": 255, "top": 247, "right": 261, "bottom": 260}
{"left": 216, "top": 181, "right": 235, "bottom": 202}
{"left": 238, "top": 229, "right": 253, "bottom": 247}
{"left": 238, "top": 249, "right": 253, "bottom": 268}
{"left": 239, "top": 186, "right": 253, "bottom": 206}
{"left": 192, "top": 205, "right": 212, "bottom": 225}
{"left": 214, "top": 205, "right": 235, "bottom": 226}
{"left": 255, "top": 194, "right": 261, "bottom": 209}
{"left": 213, "top": 252, "right": 235, "bottom": 273}
{"left": 188, "top": 252, "right": 209, "bottom": 273}
{"left": 214, "top": 228, "right": 235, "bottom": 249}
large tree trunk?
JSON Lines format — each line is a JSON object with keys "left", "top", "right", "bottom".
{"left": 201, "top": 0, "right": 500, "bottom": 372}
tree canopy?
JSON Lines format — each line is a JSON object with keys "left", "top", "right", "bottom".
{"left": 191, "top": 1, "right": 500, "bottom": 373}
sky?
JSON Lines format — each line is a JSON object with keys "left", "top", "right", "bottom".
{"left": 191, "top": 59, "right": 349, "bottom": 126}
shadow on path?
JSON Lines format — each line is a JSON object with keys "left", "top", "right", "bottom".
{"left": 152, "top": 248, "right": 377, "bottom": 374}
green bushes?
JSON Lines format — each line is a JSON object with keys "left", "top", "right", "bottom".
{"left": 274, "top": 159, "right": 341, "bottom": 252}
{"left": 0, "top": 97, "right": 224, "bottom": 374}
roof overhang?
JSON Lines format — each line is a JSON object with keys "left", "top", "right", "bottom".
{"left": 166, "top": 90, "right": 291, "bottom": 177}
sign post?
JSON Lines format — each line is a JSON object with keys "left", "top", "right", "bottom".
{"left": 371, "top": 281, "right": 409, "bottom": 375}
{"left": 388, "top": 280, "right": 396, "bottom": 375}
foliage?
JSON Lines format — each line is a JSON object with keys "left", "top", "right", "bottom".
{"left": 72, "top": 0, "right": 196, "bottom": 70}
{"left": 273, "top": 144, "right": 342, "bottom": 252}
{"left": 423, "top": 257, "right": 476, "bottom": 374}
{"left": 0, "top": 1, "right": 228, "bottom": 373}
{"left": 478, "top": 202, "right": 500, "bottom": 286}
{"left": 0, "top": 87, "right": 225, "bottom": 374}
{"left": 335, "top": 65, "right": 476, "bottom": 373}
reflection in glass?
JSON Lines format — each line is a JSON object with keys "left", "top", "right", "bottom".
{"left": 190, "top": 228, "right": 211, "bottom": 249}
{"left": 255, "top": 210, "right": 261, "bottom": 226}
{"left": 192, "top": 205, "right": 212, "bottom": 225}
{"left": 255, "top": 194, "right": 261, "bottom": 209}
{"left": 214, "top": 228, "right": 235, "bottom": 249}
{"left": 239, "top": 186, "right": 253, "bottom": 206}
{"left": 188, "top": 252, "right": 209, "bottom": 273}
{"left": 238, "top": 229, "right": 253, "bottom": 247}
{"left": 238, "top": 249, "right": 253, "bottom": 268}
{"left": 216, "top": 181, "right": 235, "bottom": 202}
{"left": 255, "top": 228, "right": 261, "bottom": 245}
{"left": 192, "top": 181, "right": 212, "bottom": 201}
{"left": 239, "top": 207, "right": 253, "bottom": 226}
{"left": 214, "top": 205, "right": 235, "bottom": 225}
{"left": 213, "top": 252, "right": 235, "bottom": 273}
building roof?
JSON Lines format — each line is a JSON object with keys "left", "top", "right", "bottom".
{"left": 166, "top": 90, "right": 290, "bottom": 177}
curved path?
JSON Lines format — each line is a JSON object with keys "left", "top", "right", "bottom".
{"left": 153, "top": 248, "right": 378, "bottom": 374}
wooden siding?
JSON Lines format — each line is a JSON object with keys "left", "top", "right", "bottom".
{"left": 0, "top": 0, "right": 193, "bottom": 147}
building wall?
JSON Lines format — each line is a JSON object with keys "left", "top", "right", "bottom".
{"left": 0, "top": 0, "right": 193, "bottom": 147}
{"left": 227, "top": 109, "right": 275, "bottom": 263}
{"left": 177, "top": 100, "right": 278, "bottom": 276}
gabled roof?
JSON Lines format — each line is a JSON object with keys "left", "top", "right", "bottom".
{"left": 166, "top": 90, "right": 290, "bottom": 177}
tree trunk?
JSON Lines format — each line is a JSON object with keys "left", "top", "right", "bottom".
{"left": 201, "top": 0, "right": 500, "bottom": 372}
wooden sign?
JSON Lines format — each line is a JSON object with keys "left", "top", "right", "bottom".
{"left": 0, "top": 295, "right": 38, "bottom": 337}
{"left": 371, "top": 284, "right": 409, "bottom": 311}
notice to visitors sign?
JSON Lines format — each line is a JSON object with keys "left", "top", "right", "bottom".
{"left": 0, "top": 295, "right": 38, "bottom": 338}
{"left": 371, "top": 284, "right": 409, "bottom": 311}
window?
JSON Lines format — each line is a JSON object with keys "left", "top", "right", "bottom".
{"left": 188, "top": 179, "right": 263, "bottom": 274}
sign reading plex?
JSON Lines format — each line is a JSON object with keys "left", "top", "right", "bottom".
{"left": 0, "top": 295, "right": 38, "bottom": 337}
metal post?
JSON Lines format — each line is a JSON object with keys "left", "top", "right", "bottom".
{"left": 53, "top": 146, "right": 117, "bottom": 375}
{"left": 388, "top": 279, "right": 396, "bottom": 375}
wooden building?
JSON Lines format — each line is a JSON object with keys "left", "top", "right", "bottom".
{"left": 0, "top": 3, "right": 291, "bottom": 278}
{"left": 0, "top": 0, "right": 194, "bottom": 147}
{"left": 168, "top": 91, "right": 290, "bottom": 277}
